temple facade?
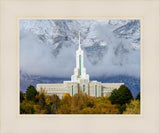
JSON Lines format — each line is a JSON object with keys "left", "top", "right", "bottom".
{"left": 36, "top": 32, "right": 123, "bottom": 99}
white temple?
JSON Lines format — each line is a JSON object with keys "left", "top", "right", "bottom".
{"left": 37, "top": 31, "right": 123, "bottom": 99}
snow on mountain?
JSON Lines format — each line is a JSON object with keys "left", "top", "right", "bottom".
{"left": 20, "top": 20, "right": 140, "bottom": 95}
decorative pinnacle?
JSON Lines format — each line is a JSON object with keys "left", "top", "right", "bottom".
{"left": 78, "top": 31, "right": 81, "bottom": 49}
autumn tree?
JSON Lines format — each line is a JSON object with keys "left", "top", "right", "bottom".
{"left": 94, "top": 96, "right": 119, "bottom": 114}
{"left": 45, "top": 94, "right": 60, "bottom": 114}
{"left": 20, "top": 101, "right": 35, "bottom": 114}
{"left": 86, "top": 96, "right": 95, "bottom": 108}
{"left": 33, "top": 104, "right": 47, "bottom": 114}
{"left": 35, "top": 93, "right": 40, "bottom": 102}
{"left": 123, "top": 100, "right": 140, "bottom": 114}
{"left": 20, "top": 85, "right": 136, "bottom": 114}
{"left": 39, "top": 93, "right": 46, "bottom": 108}
{"left": 58, "top": 93, "right": 72, "bottom": 114}
{"left": 71, "top": 90, "right": 88, "bottom": 113}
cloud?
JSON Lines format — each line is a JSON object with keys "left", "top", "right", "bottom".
{"left": 83, "top": 22, "right": 140, "bottom": 78}
{"left": 20, "top": 20, "right": 140, "bottom": 79}
{"left": 20, "top": 31, "right": 77, "bottom": 77}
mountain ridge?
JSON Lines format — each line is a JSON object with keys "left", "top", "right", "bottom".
{"left": 20, "top": 20, "right": 141, "bottom": 98}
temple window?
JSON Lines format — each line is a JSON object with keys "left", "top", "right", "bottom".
{"left": 72, "top": 85, "right": 73, "bottom": 96}
{"left": 83, "top": 84, "right": 85, "bottom": 92}
{"left": 95, "top": 85, "right": 97, "bottom": 97}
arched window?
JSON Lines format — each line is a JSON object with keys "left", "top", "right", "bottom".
{"left": 72, "top": 85, "right": 73, "bottom": 96}
{"left": 95, "top": 85, "right": 97, "bottom": 97}
{"left": 83, "top": 85, "right": 85, "bottom": 92}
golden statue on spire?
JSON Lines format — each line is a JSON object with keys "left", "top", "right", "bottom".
{"left": 78, "top": 31, "right": 81, "bottom": 37}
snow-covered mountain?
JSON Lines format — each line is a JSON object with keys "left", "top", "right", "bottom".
{"left": 20, "top": 20, "right": 140, "bottom": 55}
{"left": 20, "top": 20, "right": 140, "bottom": 97}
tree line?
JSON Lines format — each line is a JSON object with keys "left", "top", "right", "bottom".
{"left": 20, "top": 85, "right": 140, "bottom": 114}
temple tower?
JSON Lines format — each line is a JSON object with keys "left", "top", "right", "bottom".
{"left": 71, "top": 31, "right": 89, "bottom": 83}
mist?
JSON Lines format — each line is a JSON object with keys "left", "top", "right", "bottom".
{"left": 20, "top": 20, "right": 140, "bottom": 79}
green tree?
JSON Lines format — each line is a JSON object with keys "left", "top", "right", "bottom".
{"left": 136, "top": 92, "right": 140, "bottom": 100}
{"left": 109, "top": 89, "right": 119, "bottom": 104}
{"left": 26, "top": 85, "right": 37, "bottom": 102}
{"left": 20, "top": 91, "right": 25, "bottom": 103}
{"left": 109, "top": 85, "right": 133, "bottom": 106}
{"left": 118, "top": 85, "right": 133, "bottom": 105}
{"left": 118, "top": 104, "right": 126, "bottom": 114}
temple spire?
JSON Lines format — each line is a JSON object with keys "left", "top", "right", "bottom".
{"left": 78, "top": 31, "right": 81, "bottom": 49}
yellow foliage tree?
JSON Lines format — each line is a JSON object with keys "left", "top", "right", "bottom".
{"left": 123, "top": 100, "right": 140, "bottom": 114}
{"left": 34, "top": 104, "right": 47, "bottom": 114}
{"left": 20, "top": 100, "right": 35, "bottom": 114}
{"left": 58, "top": 93, "right": 72, "bottom": 114}
{"left": 94, "top": 97, "right": 119, "bottom": 114}
{"left": 71, "top": 90, "right": 88, "bottom": 113}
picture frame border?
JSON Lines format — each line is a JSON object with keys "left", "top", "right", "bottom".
{"left": 0, "top": 0, "right": 159, "bottom": 134}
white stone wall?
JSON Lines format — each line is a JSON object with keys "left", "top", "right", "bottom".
{"left": 36, "top": 83, "right": 68, "bottom": 99}
{"left": 102, "top": 83, "right": 124, "bottom": 97}
{"left": 64, "top": 81, "right": 79, "bottom": 97}
{"left": 36, "top": 82, "right": 124, "bottom": 99}
{"left": 89, "top": 81, "right": 101, "bottom": 97}
{"left": 79, "top": 79, "right": 89, "bottom": 94}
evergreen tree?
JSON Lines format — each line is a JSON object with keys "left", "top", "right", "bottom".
{"left": 26, "top": 85, "right": 37, "bottom": 102}
{"left": 109, "top": 89, "right": 119, "bottom": 104}
{"left": 136, "top": 92, "right": 140, "bottom": 100}
{"left": 20, "top": 91, "right": 25, "bottom": 103}
{"left": 118, "top": 85, "right": 133, "bottom": 105}
{"left": 109, "top": 85, "right": 133, "bottom": 105}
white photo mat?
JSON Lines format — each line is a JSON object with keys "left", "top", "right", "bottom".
{"left": 0, "top": 0, "right": 160, "bottom": 134}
